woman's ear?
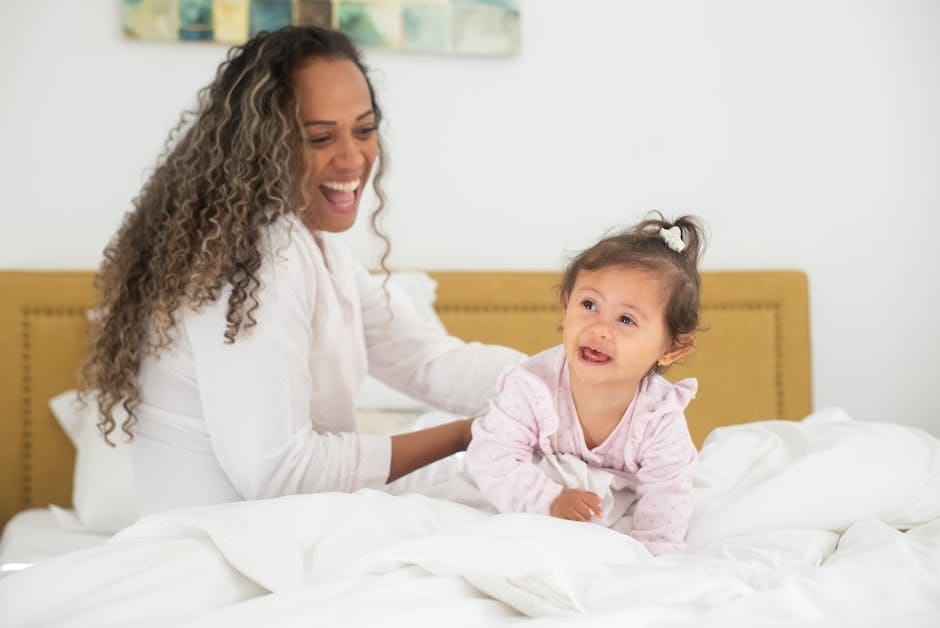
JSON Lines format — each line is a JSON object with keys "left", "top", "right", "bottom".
{"left": 658, "top": 334, "right": 695, "bottom": 367}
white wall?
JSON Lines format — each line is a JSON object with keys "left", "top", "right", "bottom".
{"left": 2, "top": 1, "right": 938, "bottom": 435}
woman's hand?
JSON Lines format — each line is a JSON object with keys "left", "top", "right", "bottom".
{"left": 457, "top": 417, "right": 475, "bottom": 451}
{"left": 387, "top": 417, "right": 476, "bottom": 483}
{"left": 550, "top": 489, "right": 603, "bottom": 522}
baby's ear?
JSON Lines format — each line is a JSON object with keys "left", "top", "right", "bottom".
{"left": 558, "top": 292, "right": 568, "bottom": 311}
{"left": 659, "top": 334, "right": 695, "bottom": 366}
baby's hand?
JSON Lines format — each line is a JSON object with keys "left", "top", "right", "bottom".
{"left": 550, "top": 489, "right": 603, "bottom": 522}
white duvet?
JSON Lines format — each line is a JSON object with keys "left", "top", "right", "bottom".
{"left": 2, "top": 408, "right": 939, "bottom": 627}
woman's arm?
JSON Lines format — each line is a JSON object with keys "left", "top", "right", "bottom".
{"left": 387, "top": 418, "right": 473, "bottom": 482}
{"left": 355, "top": 265, "right": 525, "bottom": 418}
{"left": 181, "top": 224, "right": 392, "bottom": 499}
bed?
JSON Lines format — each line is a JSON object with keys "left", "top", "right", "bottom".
{"left": 1, "top": 269, "right": 938, "bottom": 627}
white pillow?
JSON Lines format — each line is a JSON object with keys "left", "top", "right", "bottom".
{"left": 355, "top": 271, "right": 446, "bottom": 411}
{"left": 355, "top": 377, "right": 431, "bottom": 412}
{"left": 49, "top": 390, "right": 137, "bottom": 533}
{"left": 688, "top": 408, "right": 940, "bottom": 549}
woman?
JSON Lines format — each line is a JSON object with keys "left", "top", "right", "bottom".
{"left": 82, "top": 26, "right": 523, "bottom": 516}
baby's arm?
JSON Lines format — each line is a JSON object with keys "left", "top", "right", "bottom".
{"left": 631, "top": 414, "right": 698, "bottom": 555}
{"left": 465, "top": 371, "right": 565, "bottom": 515}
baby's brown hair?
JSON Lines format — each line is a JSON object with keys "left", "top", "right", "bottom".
{"left": 560, "top": 213, "right": 706, "bottom": 372}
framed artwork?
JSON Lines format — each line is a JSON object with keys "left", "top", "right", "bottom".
{"left": 122, "top": 0, "right": 520, "bottom": 56}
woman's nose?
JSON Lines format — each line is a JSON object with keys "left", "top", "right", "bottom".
{"left": 333, "top": 135, "right": 365, "bottom": 169}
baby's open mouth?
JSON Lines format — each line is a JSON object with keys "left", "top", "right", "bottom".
{"left": 580, "top": 347, "right": 611, "bottom": 364}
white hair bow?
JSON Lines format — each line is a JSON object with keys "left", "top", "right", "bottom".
{"left": 659, "top": 226, "right": 686, "bottom": 253}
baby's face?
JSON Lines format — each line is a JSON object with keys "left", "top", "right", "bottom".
{"left": 560, "top": 265, "right": 673, "bottom": 393}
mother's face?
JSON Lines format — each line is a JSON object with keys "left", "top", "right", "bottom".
{"left": 292, "top": 57, "right": 379, "bottom": 233}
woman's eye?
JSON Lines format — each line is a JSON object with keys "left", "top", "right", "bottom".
{"left": 580, "top": 299, "right": 596, "bottom": 311}
{"left": 619, "top": 315, "right": 636, "bottom": 326}
{"left": 356, "top": 126, "right": 377, "bottom": 138}
{"left": 305, "top": 135, "right": 331, "bottom": 146}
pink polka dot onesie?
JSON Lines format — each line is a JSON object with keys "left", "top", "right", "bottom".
{"left": 466, "top": 345, "right": 698, "bottom": 555}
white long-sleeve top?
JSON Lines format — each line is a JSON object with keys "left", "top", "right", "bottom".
{"left": 132, "top": 213, "right": 524, "bottom": 516}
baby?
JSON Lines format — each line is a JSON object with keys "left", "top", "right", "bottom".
{"left": 466, "top": 214, "right": 705, "bottom": 555}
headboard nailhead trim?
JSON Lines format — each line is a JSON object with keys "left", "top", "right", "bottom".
{"left": 20, "top": 306, "right": 88, "bottom": 508}
{"left": 435, "top": 305, "right": 558, "bottom": 314}
{"left": 435, "top": 301, "right": 784, "bottom": 418}
{"left": 20, "top": 312, "right": 31, "bottom": 508}
{"left": 704, "top": 302, "right": 783, "bottom": 417}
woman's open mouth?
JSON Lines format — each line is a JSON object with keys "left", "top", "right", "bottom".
{"left": 319, "top": 178, "right": 361, "bottom": 212}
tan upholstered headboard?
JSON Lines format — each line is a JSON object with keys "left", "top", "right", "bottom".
{"left": 0, "top": 270, "right": 812, "bottom": 529}
{"left": 1, "top": 272, "right": 96, "bottom": 532}
{"left": 431, "top": 271, "right": 812, "bottom": 445}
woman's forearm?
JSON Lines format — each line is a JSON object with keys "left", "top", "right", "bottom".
{"left": 387, "top": 418, "right": 473, "bottom": 482}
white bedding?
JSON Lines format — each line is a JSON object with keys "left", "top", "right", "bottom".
{"left": 2, "top": 408, "right": 939, "bottom": 627}
{"left": 0, "top": 508, "right": 109, "bottom": 578}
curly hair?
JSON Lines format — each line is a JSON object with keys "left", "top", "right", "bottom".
{"left": 81, "top": 26, "right": 389, "bottom": 443}
{"left": 559, "top": 212, "right": 707, "bottom": 374}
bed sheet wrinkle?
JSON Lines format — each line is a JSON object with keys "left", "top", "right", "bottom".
{"left": 3, "top": 410, "right": 940, "bottom": 627}
{"left": 0, "top": 535, "right": 266, "bottom": 628}
{"left": 690, "top": 529, "right": 840, "bottom": 571}
{"left": 3, "top": 503, "right": 938, "bottom": 627}
{"left": 687, "top": 408, "right": 940, "bottom": 548}
{"left": 177, "top": 567, "right": 524, "bottom": 628}
{"left": 343, "top": 513, "right": 833, "bottom": 617}
{"left": 113, "top": 489, "right": 488, "bottom": 593}
{"left": 0, "top": 507, "right": 110, "bottom": 575}
{"left": 692, "top": 519, "right": 940, "bottom": 627}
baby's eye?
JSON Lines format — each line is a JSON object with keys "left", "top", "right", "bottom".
{"left": 619, "top": 315, "right": 636, "bottom": 326}
{"left": 580, "top": 299, "right": 597, "bottom": 311}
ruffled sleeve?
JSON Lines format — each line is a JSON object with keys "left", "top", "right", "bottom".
{"left": 465, "top": 356, "right": 565, "bottom": 515}
{"left": 629, "top": 376, "right": 698, "bottom": 555}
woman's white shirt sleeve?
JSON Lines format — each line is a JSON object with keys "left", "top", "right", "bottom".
{"left": 136, "top": 216, "right": 390, "bottom": 508}
{"left": 355, "top": 265, "right": 526, "bottom": 417}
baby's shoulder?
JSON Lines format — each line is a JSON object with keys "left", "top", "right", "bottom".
{"left": 494, "top": 345, "right": 565, "bottom": 408}
{"left": 629, "top": 375, "right": 698, "bottom": 451}
{"left": 501, "top": 345, "right": 564, "bottom": 391}
{"left": 640, "top": 374, "right": 698, "bottom": 414}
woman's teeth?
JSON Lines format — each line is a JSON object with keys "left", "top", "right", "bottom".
{"left": 321, "top": 179, "right": 360, "bottom": 192}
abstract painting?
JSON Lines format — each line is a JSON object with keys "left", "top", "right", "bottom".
{"left": 122, "top": 0, "right": 520, "bottom": 56}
